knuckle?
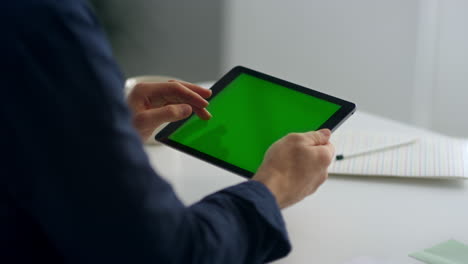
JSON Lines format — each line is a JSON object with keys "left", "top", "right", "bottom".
{"left": 286, "top": 133, "right": 304, "bottom": 142}
{"left": 310, "top": 132, "right": 323, "bottom": 145}
{"left": 316, "top": 148, "right": 333, "bottom": 164}
{"left": 290, "top": 143, "right": 304, "bottom": 155}
{"left": 171, "top": 82, "right": 185, "bottom": 92}
{"left": 164, "top": 105, "right": 180, "bottom": 117}
{"left": 175, "top": 84, "right": 192, "bottom": 98}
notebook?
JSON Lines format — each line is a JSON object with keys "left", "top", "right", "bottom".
{"left": 328, "top": 131, "right": 468, "bottom": 179}
{"left": 410, "top": 239, "right": 468, "bottom": 263}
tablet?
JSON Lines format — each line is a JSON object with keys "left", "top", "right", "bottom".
{"left": 156, "top": 66, "right": 356, "bottom": 178}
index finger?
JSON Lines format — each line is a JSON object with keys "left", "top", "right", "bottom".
{"left": 148, "top": 82, "right": 210, "bottom": 109}
{"left": 168, "top": 80, "right": 212, "bottom": 99}
{"left": 312, "top": 143, "right": 335, "bottom": 165}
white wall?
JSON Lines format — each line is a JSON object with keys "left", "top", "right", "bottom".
{"left": 430, "top": 0, "right": 468, "bottom": 137}
{"left": 222, "top": 0, "right": 468, "bottom": 137}
{"left": 92, "top": 0, "right": 224, "bottom": 82}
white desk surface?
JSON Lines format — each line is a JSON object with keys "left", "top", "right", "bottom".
{"left": 145, "top": 110, "right": 468, "bottom": 264}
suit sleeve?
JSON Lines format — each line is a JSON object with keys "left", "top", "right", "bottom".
{"left": 2, "top": 1, "right": 291, "bottom": 263}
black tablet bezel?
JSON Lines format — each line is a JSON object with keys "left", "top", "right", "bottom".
{"left": 156, "top": 66, "right": 356, "bottom": 178}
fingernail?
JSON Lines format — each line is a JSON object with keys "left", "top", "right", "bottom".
{"left": 319, "top": 129, "right": 331, "bottom": 137}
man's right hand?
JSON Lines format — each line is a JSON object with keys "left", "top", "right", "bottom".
{"left": 252, "top": 129, "right": 335, "bottom": 209}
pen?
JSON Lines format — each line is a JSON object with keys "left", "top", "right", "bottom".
{"left": 335, "top": 138, "right": 419, "bottom": 160}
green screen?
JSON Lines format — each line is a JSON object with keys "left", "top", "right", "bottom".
{"left": 169, "top": 73, "right": 341, "bottom": 173}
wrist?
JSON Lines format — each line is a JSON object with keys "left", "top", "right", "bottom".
{"left": 252, "top": 169, "right": 289, "bottom": 209}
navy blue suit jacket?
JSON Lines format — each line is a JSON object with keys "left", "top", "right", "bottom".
{"left": 0, "top": 1, "right": 291, "bottom": 263}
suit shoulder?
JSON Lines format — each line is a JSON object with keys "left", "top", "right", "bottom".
{"left": 2, "top": 0, "right": 87, "bottom": 24}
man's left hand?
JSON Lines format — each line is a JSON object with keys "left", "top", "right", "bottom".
{"left": 127, "top": 80, "right": 212, "bottom": 141}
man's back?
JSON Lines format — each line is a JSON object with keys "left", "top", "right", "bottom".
{"left": 0, "top": 1, "right": 291, "bottom": 263}
{"left": 1, "top": 1, "right": 127, "bottom": 262}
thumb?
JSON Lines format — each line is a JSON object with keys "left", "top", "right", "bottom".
{"left": 134, "top": 104, "right": 192, "bottom": 132}
{"left": 304, "top": 129, "right": 331, "bottom": 145}
{"left": 147, "top": 104, "right": 193, "bottom": 125}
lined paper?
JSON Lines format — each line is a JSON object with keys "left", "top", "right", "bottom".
{"left": 329, "top": 131, "right": 468, "bottom": 179}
